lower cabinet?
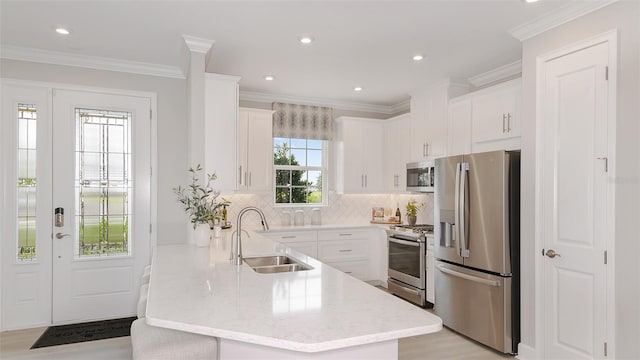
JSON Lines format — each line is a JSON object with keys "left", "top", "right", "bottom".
{"left": 261, "top": 230, "right": 318, "bottom": 258}
{"left": 263, "top": 227, "right": 386, "bottom": 283}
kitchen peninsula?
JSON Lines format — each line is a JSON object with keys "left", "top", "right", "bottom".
{"left": 145, "top": 230, "right": 442, "bottom": 359}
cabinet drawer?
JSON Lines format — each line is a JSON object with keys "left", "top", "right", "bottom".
{"left": 263, "top": 231, "right": 317, "bottom": 243}
{"left": 318, "top": 239, "right": 368, "bottom": 261}
{"left": 317, "top": 229, "right": 369, "bottom": 241}
{"left": 326, "top": 260, "right": 370, "bottom": 281}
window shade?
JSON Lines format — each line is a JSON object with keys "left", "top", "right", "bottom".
{"left": 272, "top": 102, "right": 333, "bottom": 140}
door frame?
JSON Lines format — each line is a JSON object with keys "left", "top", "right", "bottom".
{"left": 0, "top": 78, "right": 158, "bottom": 331}
{"left": 534, "top": 29, "right": 617, "bottom": 358}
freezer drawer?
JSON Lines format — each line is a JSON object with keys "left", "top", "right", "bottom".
{"left": 434, "top": 261, "right": 515, "bottom": 354}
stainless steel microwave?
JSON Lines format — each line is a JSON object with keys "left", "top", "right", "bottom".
{"left": 406, "top": 161, "right": 435, "bottom": 192}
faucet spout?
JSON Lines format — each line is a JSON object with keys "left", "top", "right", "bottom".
{"left": 233, "top": 207, "right": 269, "bottom": 265}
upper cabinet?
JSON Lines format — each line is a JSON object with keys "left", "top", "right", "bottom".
{"left": 410, "top": 80, "right": 469, "bottom": 162}
{"left": 335, "top": 117, "right": 384, "bottom": 194}
{"left": 237, "top": 108, "right": 274, "bottom": 193}
{"left": 383, "top": 113, "right": 411, "bottom": 192}
{"left": 471, "top": 78, "right": 521, "bottom": 145}
{"left": 447, "top": 98, "right": 472, "bottom": 157}
{"left": 204, "top": 74, "right": 240, "bottom": 193}
{"left": 446, "top": 78, "right": 522, "bottom": 154}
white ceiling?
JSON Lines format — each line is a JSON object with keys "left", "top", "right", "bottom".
{"left": 1, "top": 1, "right": 576, "bottom": 108}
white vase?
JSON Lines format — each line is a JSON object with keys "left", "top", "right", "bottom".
{"left": 194, "top": 224, "right": 211, "bottom": 247}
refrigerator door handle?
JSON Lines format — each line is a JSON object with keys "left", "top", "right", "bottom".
{"left": 460, "top": 162, "right": 469, "bottom": 258}
{"left": 454, "top": 162, "right": 462, "bottom": 257}
{"left": 437, "top": 265, "right": 501, "bottom": 287}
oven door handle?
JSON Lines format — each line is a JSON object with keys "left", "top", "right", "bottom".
{"left": 388, "top": 237, "right": 421, "bottom": 247}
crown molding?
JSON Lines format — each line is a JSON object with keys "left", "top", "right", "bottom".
{"left": 239, "top": 90, "right": 402, "bottom": 115}
{"left": 508, "top": 0, "right": 619, "bottom": 41}
{"left": 1, "top": 45, "right": 185, "bottom": 79}
{"left": 468, "top": 60, "right": 522, "bottom": 87}
{"left": 390, "top": 99, "right": 410, "bottom": 115}
{"left": 182, "top": 35, "right": 215, "bottom": 54}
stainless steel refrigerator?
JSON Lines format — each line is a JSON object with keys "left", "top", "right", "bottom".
{"left": 434, "top": 150, "right": 520, "bottom": 354}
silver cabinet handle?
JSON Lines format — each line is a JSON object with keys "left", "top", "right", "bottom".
{"left": 365, "top": 174, "right": 367, "bottom": 187}
{"left": 249, "top": 172, "right": 252, "bottom": 187}
{"left": 502, "top": 114, "right": 507, "bottom": 133}
{"left": 545, "top": 249, "right": 561, "bottom": 258}
{"left": 244, "top": 172, "right": 248, "bottom": 187}
{"left": 339, "top": 249, "right": 353, "bottom": 252}
{"left": 339, "top": 233, "right": 353, "bottom": 236}
{"left": 507, "top": 113, "right": 512, "bottom": 132}
{"left": 425, "top": 143, "right": 429, "bottom": 157}
{"left": 281, "top": 235, "right": 296, "bottom": 239}
{"left": 423, "top": 143, "right": 427, "bottom": 157}
{"left": 238, "top": 166, "right": 243, "bottom": 185}
{"left": 55, "top": 233, "right": 71, "bottom": 239}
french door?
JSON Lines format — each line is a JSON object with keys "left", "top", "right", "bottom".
{"left": 1, "top": 83, "right": 152, "bottom": 328}
{"left": 540, "top": 40, "right": 611, "bottom": 359}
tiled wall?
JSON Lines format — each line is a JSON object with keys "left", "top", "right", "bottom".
{"left": 221, "top": 191, "right": 433, "bottom": 228}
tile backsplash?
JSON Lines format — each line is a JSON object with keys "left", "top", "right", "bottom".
{"left": 221, "top": 191, "right": 433, "bottom": 228}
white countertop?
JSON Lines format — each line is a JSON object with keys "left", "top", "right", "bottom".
{"left": 145, "top": 230, "right": 442, "bottom": 353}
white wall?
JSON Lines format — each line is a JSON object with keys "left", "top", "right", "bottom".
{"left": 0, "top": 59, "right": 190, "bottom": 245}
{"left": 520, "top": 2, "right": 640, "bottom": 358}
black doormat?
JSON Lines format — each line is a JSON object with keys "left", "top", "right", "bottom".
{"left": 31, "top": 316, "right": 136, "bottom": 349}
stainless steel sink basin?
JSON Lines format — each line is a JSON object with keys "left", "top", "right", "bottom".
{"left": 244, "top": 255, "right": 312, "bottom": 274}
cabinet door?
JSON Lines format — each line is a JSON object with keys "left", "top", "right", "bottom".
{"left": 471, "top": 80, "right": 520, "bottom": 143}
{"left": 447, "top": 98, "right": 472, "bottom": 156}
{"left": 340, "top": 120, "right": 365, "bottom": 192}
{"left": 384, "top": 114, "right": 411, "bottom": 192}
{"left": 237, "top": 109, "right": 249, "bottom": 189}
{"left": 246, "top": 110, "right": 273, "bottom": 192}
{"left": 205, "top": 75, "right": 238, "bottom": 193}
{"left": 362, "top": 122, "right": 384, "bottom": 192}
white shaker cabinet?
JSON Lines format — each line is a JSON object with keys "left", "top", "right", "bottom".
{"left": 204, "top": 73, "right": 240, "bottom": 193}
{"left": 471, "top": 78, "right": 521, "bottom": 146}
{"left": 237, "top": 108, "right": 274, "bottom": 192}
{"left": 317, "top": 229, "right": 371, "bottom": 282}
{"left": 447, "top": 97, "right": 472, "bottom": 157}
{"left": 262, "top": 230, "right": 318, "bottom": 258}
{"left": 383, "top": 113, "right": 411, "bottom": 192}
{"left": 335, "top": 117, "right": 384, "bottom": 193}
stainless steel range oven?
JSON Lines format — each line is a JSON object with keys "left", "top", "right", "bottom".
{"left": 386, "top": 224, "right": 433, "bottom": 307}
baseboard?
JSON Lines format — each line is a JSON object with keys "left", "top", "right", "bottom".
{"left": 516, "top": 343, "right": 538, "bottom": 360}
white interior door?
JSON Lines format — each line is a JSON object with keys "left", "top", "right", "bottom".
{"left": 51, "top": 90, "right": 151, "bottom": 324}
{"left": 541, "top": 41, "right": 609, "bottom": 359}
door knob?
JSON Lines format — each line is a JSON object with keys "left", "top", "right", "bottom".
{"left": 545, "top": 249, "right": 561, "bottom": 258}
{"left": 55, "top": 232, "right": 71, "bottom": 239}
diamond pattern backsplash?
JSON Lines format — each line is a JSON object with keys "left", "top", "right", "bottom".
{"left": 221, "top": 192, "right": 433, "bottom": 229}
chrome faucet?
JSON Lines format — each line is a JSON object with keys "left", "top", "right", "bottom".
{"left": 232, "top": 206, "right": 269, "bottom": 265}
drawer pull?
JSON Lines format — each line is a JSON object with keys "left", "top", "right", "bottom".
{"left": 345, "top": 271, "right": 353, "bottom": 274}
{"left": 281, "top": 236, "right": 296, "bottom": 239}
{"left": 338, "top": 249, "right": 352, "bottom": 252}
{"left": 339, "top": 233, "right": 353, "bottom": 236}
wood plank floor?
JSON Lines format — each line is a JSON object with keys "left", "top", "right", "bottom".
{"left": 1, "top": 322, "right": 514, "bottom": 360}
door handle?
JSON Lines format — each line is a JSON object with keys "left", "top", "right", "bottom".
{"left": 545, "top": 249, "right": 561, "bottom": 258}
{"left": 55, "top": 232, "right": 71, "bottom": 239}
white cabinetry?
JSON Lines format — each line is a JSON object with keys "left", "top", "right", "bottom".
{"left": 237, "top": 108, "right": 273, "bottom": 192}
{"left": 262, "top": 230, "right": 317, "bottom": 258}
{"left": 335, "top": 117, "right": 384, "bottom": 193}
{"left": 426, "top": 235, "right": 435, "bottom": 304}
{"left": 409, "top": 81, "right": 469, "bottom": 162}
{"left": 470, "top": 78, "right": 521, "bottom": 152}
{"left": 318, "top": 229, "right": 370, "bottom": 281}
{"left": 204, "top": 74, "right": 240, "bottom": 193}
{"left": 383, "top": 113, "right": 411, "bottom": 192}
{"left": 447, "top": 98, "right": 472, "bottom": 156}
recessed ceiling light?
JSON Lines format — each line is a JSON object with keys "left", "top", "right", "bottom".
{"left": 299, "top": 36, "right": 314, "bottom": 44}
{"left": 354, "top": 86, "right": 363, "bottom": 92}
{"left": 524, "top": 0, "right": 539, "bottom": 2}
{"left": 55, "top": 27, "right": 70, "bottom": 35}
{"left": 264, "top": 75, "right": 275, "bottom": 81}
{"left": 413, "top": 54, "right": 424, "bottom": 61}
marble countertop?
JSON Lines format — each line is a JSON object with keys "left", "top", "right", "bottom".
{"left": 145, "top": 231, "right": 442, "bottom": 353}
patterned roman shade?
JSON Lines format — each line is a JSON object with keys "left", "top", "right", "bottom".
{"left": 272, "top": 102, "right": 333, "bottom": 140}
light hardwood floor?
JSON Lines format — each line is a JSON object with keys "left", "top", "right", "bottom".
{"left": 1, "top": 322, "right": 513, "bottom": 360}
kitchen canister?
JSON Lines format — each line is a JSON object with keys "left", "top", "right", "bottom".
{"left": 311, "top": 208, "right": 321, "bottom": 225}
{"left": 281, "top": 211, "right": 292, "bottom": 226}
{"left": 294, "top": 210, "right": 305, "bottom": 226}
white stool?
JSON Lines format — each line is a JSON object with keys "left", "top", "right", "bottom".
{"left": 141, "top": 265, "right": 152, "bottom": 285}
{"left": 130, "top": 319, "right": 218, "bottom": 360}
{"left": 137, "top": 283, "right": 149, "bottom": 319}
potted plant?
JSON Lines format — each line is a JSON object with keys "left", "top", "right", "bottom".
{"left": 405, "top": 198, "right": 424, "bottom": 225}
{"left": 173, "top": 164, "right": 230, "bottom": 246}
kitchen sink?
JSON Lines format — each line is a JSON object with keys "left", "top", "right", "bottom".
{"left": 244, "top": 255, "right": 312, "bottom": 274}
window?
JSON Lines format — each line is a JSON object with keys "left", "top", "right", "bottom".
{"left": 17, "top": 104, "right": 37, "bottom": 261}
{"left": 274, "top": 138, "right": 326, "bottom": 205}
